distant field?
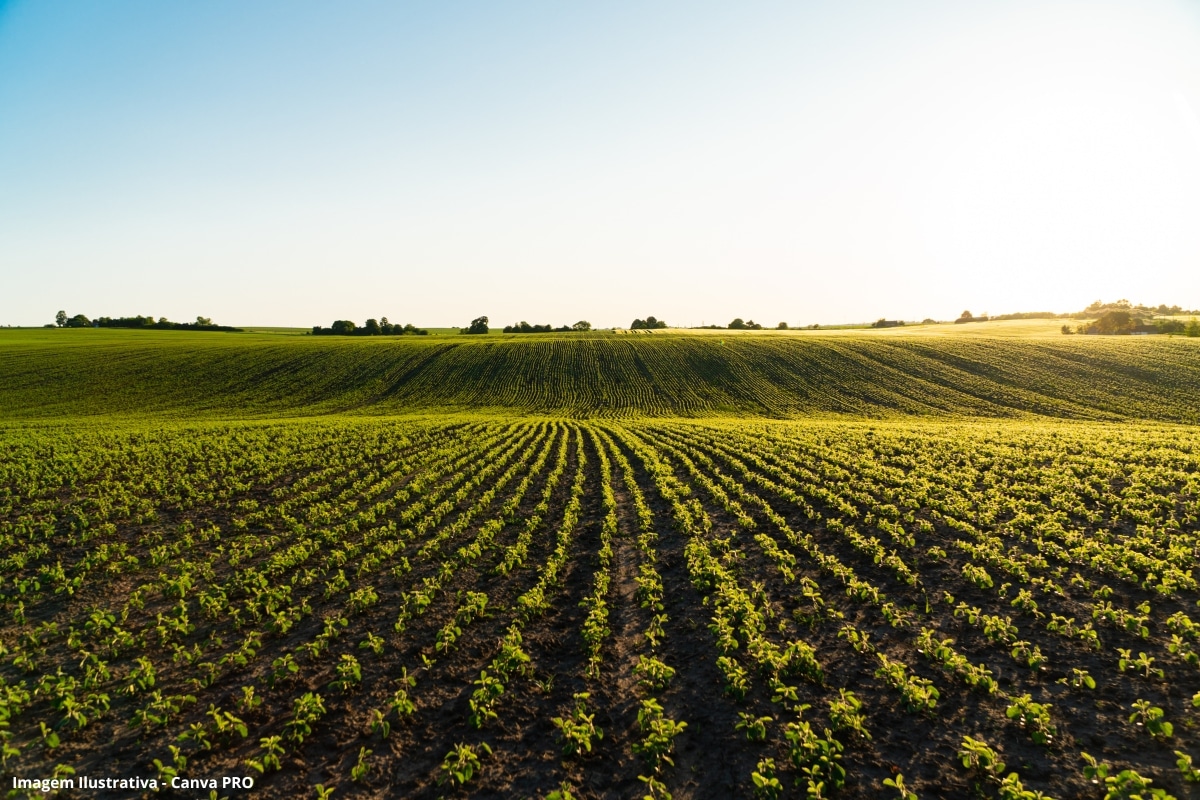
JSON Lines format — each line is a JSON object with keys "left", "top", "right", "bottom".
{"left": 2, "top": 326, "right": 1199, "bottom": 421}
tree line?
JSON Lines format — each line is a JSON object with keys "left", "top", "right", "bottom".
{"left": 503, "top": 320, "right": 592, "bottom": 334}
{"left": 51, "top": 311, "right": 239, "bottom": 332}
{"left": 1063, "top": 310, "right": 1200, "bottom": 336}
{"left": 697, "top": 318, "right": 800, "bottom": 330}
{"left": 459, "top": 317, "right": 594, "bottom": 334}
{"left": 311, "top": 318, "right": 428, "bottom": 336}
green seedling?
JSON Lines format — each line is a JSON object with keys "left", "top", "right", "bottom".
{"left": 736, "top": 713, "right": 771, "bottom": 742}
{"left": 1176, "top": 751, "right": 1200, "bottom": 783}
{"left": 350, "top": 747, "right": 371, "bottom": 782}
{"left": 553, "top": 693, "right": 603, "bottom": 756}
{"left": 1058, "top": 668, "right": 1095, "bottom": 690}
{"left": 1006, "top": 694, "right": 1056, "bottom": 746}
{"left": 439, "top": 742, "right": 490, "bottom": 787}
{"left": 883, "top": 772, "right": 918, "bottom": 800}
{"left": 1129, "top": 700, "right": 1173, "bottom": 740}
{"left": 358, "top": 632, "right": 385, "bottom": 655}
{"left": 634, "top": 656, "right": 676, "bottom": 691}
{"left": 751, "top": 758, "right": 783, "bottom": 800}
{"left": 959, "top": 736, "right": 1005, "bottom": 778}
{"left": 827, "top": 689, "right": 870, "bottom": 740}
{"left": 247, "top": 736, "right": 284, "bottom": 774}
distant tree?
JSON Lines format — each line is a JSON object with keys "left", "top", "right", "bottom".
{"left": 1098, "top": 310, "right": 1135, "bottom": 334}
{"left": 1060, "top": 324, "right": 1073, "bottom": 335}
{"left": 959, "top": 310, "right": 973, "bottom": 320}
{"left": 363, "top": 318, "right": 382, "bottom": 336}
{"left": 55, "top": 310, "right": 67, "bottom": 327}
{"left": 331, "top": 320, "right": 357, "bottom": 335}
{"left": 776, "top": 322, "right": 788, "bottom": 329}
{"left": 1155, "top": 319, "right": 1185, "bottom": 334}
{"left": 464, "top": 316, "right": 489, "bottom": 335}
{"left": 196, "top": 316, "right": 213, "bottom": 326}
{"left": 1188, "top": 318, "right": 1200, "bottom": 338}
{"left": 728, "top": 318, "right": 746, "bottom": 330}
{"left": 630, "top": 316, "right": 667, "bottom": 330}
{"left": 572, "top": 320, "right": 592, "bottom": 331}
{"left": 65, "top": 314, "right": 91, "bottom": 328}
{"left": 745, "top": 320, "right": 762, "bottom": 330}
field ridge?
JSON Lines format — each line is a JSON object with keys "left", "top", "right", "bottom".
{"left": 3, "top": 329, "right": 1200, "bottom": 421}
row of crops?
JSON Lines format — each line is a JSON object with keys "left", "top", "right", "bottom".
{"left": 1, "top": 416, "right": 1199, "bottom": 798}
{"left": 4, "top": 329, "right": 1200, "bottom": 420}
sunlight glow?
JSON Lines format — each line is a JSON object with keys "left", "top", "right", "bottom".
{"left": 1, "top": 1, "right": 1198, "bottom": 327}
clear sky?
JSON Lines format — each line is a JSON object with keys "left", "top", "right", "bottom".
{"left": 2, "top": 0, "right": 1199, "bottom": 328}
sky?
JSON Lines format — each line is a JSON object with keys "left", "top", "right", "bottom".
{"left": 2, "top": 0, "right": 1199, "bottom": 329}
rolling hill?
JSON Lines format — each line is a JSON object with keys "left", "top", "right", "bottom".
{"left": 2, "top": 327, "right": 1198, "bottom": 421}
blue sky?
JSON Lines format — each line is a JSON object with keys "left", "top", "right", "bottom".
{"left": 2, "top": 1, "right": 1199, "bottom": 328}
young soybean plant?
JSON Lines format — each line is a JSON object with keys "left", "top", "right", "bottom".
{"left": 552, "top": 692, "right": 603, "bottom": 756}
{"left": 883, "top": 773, "right": 918, "bottom": 800}
{"left": 751, "top": 758, "right": 783, "bottom": 800}
{"left": 349, "top": 747, "right": 371, "bottom": 782}
{"left": 958, "top": 736, "right": 1005, "bottom": 780}
{"left": 439, "top": 742, "right": 491, "bottom": 787}
{"left": 736, "top": 712, "right": 771, "bottom": 742}
{"left": 1129, "top": 700, "right": 1173, "bottom": 741}
{"left": 1006, "top": 695, "right": 1057, "bottom": 746}
{"left": 827, "top": 689, "right": 871, "bottom": 741}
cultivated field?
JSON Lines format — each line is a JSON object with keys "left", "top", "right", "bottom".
{"left": 2, "top": 327, "right": 1200, "bottom": 421}
{"left": 1, "top": 330, "right": 1199, "bottom": 799}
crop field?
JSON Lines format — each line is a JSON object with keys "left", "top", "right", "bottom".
{"left": 2, "top": 413, "right": 1200, "bottom": 799}
{"left": 3, "top": 328, "right": 1200, "bottom": 421}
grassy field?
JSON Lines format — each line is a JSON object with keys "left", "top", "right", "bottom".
{"left": 1, "top": 328, "right": 1198, "bottom": 799}
{"left": 3, "top": 326, "right": 1200, "bottom": 421}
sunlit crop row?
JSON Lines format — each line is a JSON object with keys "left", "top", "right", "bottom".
{"left": 1, "top": 417, "right": 1198, "bottom": 798}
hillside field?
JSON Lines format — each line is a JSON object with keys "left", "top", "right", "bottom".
{"left": 1, "top": 329, "right": 1199, "bottom": 799}
{"left": 2, "top": 326, "right": 1200, "bottom": 421}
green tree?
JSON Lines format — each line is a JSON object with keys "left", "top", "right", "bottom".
{"left": 728, "top": 318, "right": 746, "bottom": 330}
{"left": 1188, "top": 318, "right": 1200, "bottom": 338}
{"left": 571, "top": 320, "right": 592, "bottom": 331}
{"left": 630, "top": 315, "right": 667, "bottom": 330}
{"left": 1090, "top": 310, "right": 1136, "bottom": 335}
{"left": 363, "top": 318, "right": 381, "bottom": 336}
{"left": 65, "top": 314, "right": 91, "bottom": 328}
{"left": 464, "top": 316, "right": 489, "bottom": 335}
{"left": 55, "top": 310, "right": 67, "bottom": 327}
